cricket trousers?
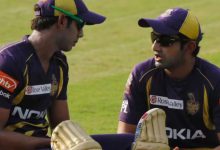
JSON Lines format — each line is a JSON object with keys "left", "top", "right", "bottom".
{"left": 38, "top": 133, "right": 134, "bottom": 150}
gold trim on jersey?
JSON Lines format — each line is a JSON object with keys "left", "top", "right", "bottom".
{"left": 203, "top": 86, "right": 215, "bottom": 130}
{"left": 25, "top": 128, "right": 48, "bottom": 136}
{"left": 146, "top": 77, "right": 152, "bottom": 110}
{"left": 139, "top": 67, "right": 158, "bottom": 110}
{"left": 4, "top": 121, "right": 49, "bottom": 136}
{"left": 56, "top": 57, "right": 68, "bottom": 68}
{"left": 12, "top": 53, "right": 33, "bottom": 105}
{"left": 12, "top": 65, "right": 29, "bottom": 105}
{"left": 139, "top": 68, "right": 158, "bottom": 82}
{"left": 56, "top": 66, "right": 64, "bottom": 98}
{"left": 196, "top": 68, "right": 214, "bottom": 90}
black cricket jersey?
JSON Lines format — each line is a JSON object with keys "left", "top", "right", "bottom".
{"left": 0, "top": 36, "right": 68, "bottom": 137}
{"left": 119, "top": 58, "right": 220, "bottom": 148}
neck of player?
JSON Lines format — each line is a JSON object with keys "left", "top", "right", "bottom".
{"left": 164, "top": 57, "right": 195, "bottom": 80}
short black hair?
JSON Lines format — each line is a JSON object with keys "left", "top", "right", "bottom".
{"left": 31, "top": 4, "right": 73, "bottom": 31}
{"left": 178, "top": 33, "right": 203, "bottom": 57}
{"left": 31, "top": 16, "right": 58, "bottom": 31}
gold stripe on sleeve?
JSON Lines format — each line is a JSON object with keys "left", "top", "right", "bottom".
{"left": 203, "top": 85, "right": 215, "bottom": 130}
{"left": 146, "top": 77, "right": 152, "bottom": 110}
{"left": 12, "top": 65, "right": 29, "bottom": 105}
{"left": 56, "top": 66, "right": 64, "bottom": 98}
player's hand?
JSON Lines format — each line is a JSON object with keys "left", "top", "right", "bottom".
{"left": 132, "top": 108, "right": 170, "bottom": 150}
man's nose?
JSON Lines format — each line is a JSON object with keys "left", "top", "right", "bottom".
{"left": 152, "top": 40, "right": 161, "bottom": 51}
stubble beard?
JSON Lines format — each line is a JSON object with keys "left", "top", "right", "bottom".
{"left": 155, "top": 50, "right": 185, "bottom": 69}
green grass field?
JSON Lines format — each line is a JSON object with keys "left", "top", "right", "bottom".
{"left": 1, "top": 0, "right": 220, "bottom": 134}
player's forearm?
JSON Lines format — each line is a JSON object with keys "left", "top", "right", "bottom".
{"left": 0, "top": 130, "right": 50, "bottom": 150}
{"left": 117, "top": 121, "right": 136, "bottom": 134}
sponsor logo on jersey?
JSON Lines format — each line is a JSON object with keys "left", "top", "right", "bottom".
{"left": 166, "top": 127, "right": 206, "bottom": 140}
{"left": 186, "top": 93, "right": 200, "bottom": 115}
{"left": 121, "top": 99, "right": 128, "bottom": 113}
{"left": 0, "top": 90, "right": 10, "bottom": 99}
{"left": 12, "top": 106, "right": 47, "bottom": 119}
{"left": 0, "top": 71, "right": 18, "bottom": 93}
{"left": 25, "top": 84, "right": 51, "bottom": 95}
{"left": 150, "top": 95, "right": 183, "bottom": 110}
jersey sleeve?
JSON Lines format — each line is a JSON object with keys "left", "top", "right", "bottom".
{"left": 0, "top": 54, "right": 20, "bottom": 109}
{"left": 212, "top": 81, "right": 220, "bottom": 132}
{"left": 55, "top": 52, "right": 69, "bottom": 101}
{"left": 119, "top": 66, "right": 148, "bottom": 125}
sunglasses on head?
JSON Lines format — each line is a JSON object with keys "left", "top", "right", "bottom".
{"left": 151, "top": 32, "right": 183, "bottom": 47}
{"left": 51, "top": 5, "right": 85, "bottom": 30}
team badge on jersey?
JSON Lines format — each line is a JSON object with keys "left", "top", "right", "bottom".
{"left": 51, "top": 74, "right": 58, "bottom": 96}
{"left": 186, "top": 93, "right": 200, "bottom": 115}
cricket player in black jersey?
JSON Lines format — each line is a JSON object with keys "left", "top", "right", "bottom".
{"left": 118, "top": 8, "right": 220, "bottom": 149}
{"left": 0, "top": 0, "right": 105, "bottom": 149}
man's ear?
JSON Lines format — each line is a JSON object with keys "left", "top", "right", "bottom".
{"left": 184, "top": 41, "right": 196, "bottom": 55}
{"left": 57, "top": 14, "right": 68, "bottom": 29}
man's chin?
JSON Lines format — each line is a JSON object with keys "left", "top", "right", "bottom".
{"left": 155, "top": 62, "right": 164, "bottom": 68}
{"left": 62, "top": 47, "right": 73, "bottom": 52}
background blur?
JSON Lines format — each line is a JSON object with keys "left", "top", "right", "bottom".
{"left": 1, "top": 0, "right": 220, "bottom": 134}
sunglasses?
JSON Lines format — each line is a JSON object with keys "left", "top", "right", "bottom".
{"left": 51, "top": 5, "right": 85, "bottom": 30}
{"left": 151, "top": 32, "right": 182, "bottom": 47}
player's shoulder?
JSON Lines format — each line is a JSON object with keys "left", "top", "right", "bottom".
{"left": 196, "top": 57, "right": 220, "bottom": 74}
{"left": 195, "top": 57, "right": 220, "bottom": 86}
{"left": 132, "top": 58, "right": 159, "bottom": 81}
{"left": 0, "top": 37, "right": 35, "bottom": 75}
{"left": 134, "top": 58, "right": 156, "bottom": 72}
{"left": 0, "top": 37, "right": 34, "bottom": 62}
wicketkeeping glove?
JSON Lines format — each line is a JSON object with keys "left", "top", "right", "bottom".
{"left": 132, "top": 108, "right": 170, "bottom": 150}
{"left": 51, "top": 120, "right": 102, "bottom": 150}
